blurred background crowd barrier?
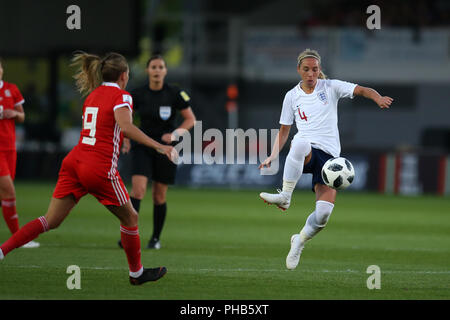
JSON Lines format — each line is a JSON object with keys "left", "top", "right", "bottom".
{"left": 1, "top": 0, "right": 449, "bottom": 195}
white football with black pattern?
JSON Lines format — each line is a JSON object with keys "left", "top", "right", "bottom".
{"left": 321, "top": 157, "right": 355, "bottom": 190}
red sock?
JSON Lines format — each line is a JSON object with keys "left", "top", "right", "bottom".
{"left": 120, "top": 225, "right": 143, "bottom": 274}
{"left": 2, "top": 198, "right": 19, "bottom": 234}
{"left": 0, "top": 216, "right": 48, "bottom": 256}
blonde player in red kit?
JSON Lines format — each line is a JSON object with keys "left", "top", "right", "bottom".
{"left": 0, "top": 58, "right": 39, "bottom": 248}
{"left": 0, "top": 52, "right": 176, "bottom": 285}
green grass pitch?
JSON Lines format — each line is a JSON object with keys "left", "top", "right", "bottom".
{"left": 0, "top": 181, "right": 449, "bottom": 300}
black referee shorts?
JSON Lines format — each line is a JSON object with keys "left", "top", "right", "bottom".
{"left": 130, "top": 144, "right": 177, "bottom": 185}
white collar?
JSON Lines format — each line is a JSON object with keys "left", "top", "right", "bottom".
{"left": 0, "top": 81, "right": 3, "bottom": 89}
{"left": 101, "top": 82, "right": 120, "bottom": 89}
{"left": 298, "top": 79, "right": 321, "bottom": 95}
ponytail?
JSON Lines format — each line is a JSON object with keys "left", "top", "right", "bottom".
{"left": 71, "top": 52, "right": 103, "bottom": 96}
{"left": 71, "top": 51, "right": 129, "bottom": 96}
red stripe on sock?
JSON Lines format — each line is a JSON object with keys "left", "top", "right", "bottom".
{"left": 0, "top": 216, "right": 47, "bottom": 256}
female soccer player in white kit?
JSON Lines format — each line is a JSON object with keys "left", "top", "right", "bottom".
{"left": 259, "top": 49, "right": 393, "bottom": 270}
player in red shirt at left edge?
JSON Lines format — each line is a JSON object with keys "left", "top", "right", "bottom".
{"left": 0, "top": 58, "right": 39, "bottom": 249}
{"left": 0, "top": 52, "right": 177, "bottom": 285}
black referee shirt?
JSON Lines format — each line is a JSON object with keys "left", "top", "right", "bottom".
{"left": 130, "top": 83, "right": 191, "bottom": 142}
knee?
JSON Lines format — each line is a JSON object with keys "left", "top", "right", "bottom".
{"left": 290, "top": 137, "right": 311, "bottom": 160}
{"left": 121, "top": 209, "right": 138, "bottom": 228}
{"left": 152, "top": 190, "right": 166, "bottom": 205}
{"left": 0, "top": 184, "right": 15, "bottom": 200}
{"left": 315, "top": 200, "right": 334, "bottom": 227}
{"left": 127, "top": 210, "right": 139, "bottom": 226}
{"left": 132, "top": 185, "right": 146, "bottom": 200}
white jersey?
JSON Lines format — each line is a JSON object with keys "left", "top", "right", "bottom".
{"left": 279, "top": 79, "right": 357, "bottom": 157}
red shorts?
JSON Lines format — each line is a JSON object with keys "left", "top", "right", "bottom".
{"left": 0, "top": 150, "right": 17, "bottom": 180}
{"left": 53, "top": 150, "right": 129, "bottom": 206}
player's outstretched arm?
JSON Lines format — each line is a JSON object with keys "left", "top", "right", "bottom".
{"left": 259, "top": 124, "right": 291, "bottom": 169}
{"left": 353, "top": 85, "right": 393, "bottom": 109}
{"left": 114, "top": 107, "right": 177, "bottom": 162}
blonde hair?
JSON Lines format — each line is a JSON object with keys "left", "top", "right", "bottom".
{"left": 71, "top": 51, "right": 128, "bottom": 96}
{"left": 297, "top": 49, "right": 327, "bottom": 79}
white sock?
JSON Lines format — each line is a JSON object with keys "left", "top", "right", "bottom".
{"left": 282, "top": 180, "right": 297, "bottom": 195}
{"left": 282, "top": 136, "right": 311, "bottom": 194}
{"left": 299, "top": 201, "right": 335, "bottom": 242}
{"left": 129, "top": 266, "right": 144, "bottom": 278}
{"left": 299, "top": 229, "right": 311, "bottom": 244}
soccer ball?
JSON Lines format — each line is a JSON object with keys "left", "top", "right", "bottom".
{"left": 321, "top": 157, "right": 355, "bottom": 190}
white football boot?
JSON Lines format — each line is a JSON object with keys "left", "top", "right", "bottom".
{"left": 259, "top": 189, "right": 291, "bottom": 211}
{"left": 286, "top": 234, "right": 304, "bottom": 270}
{"left": 0, "top": 248, "right": 4, "bottom": 260}
{"left": 21, "top": 240, "right": 40, "bottom": 249}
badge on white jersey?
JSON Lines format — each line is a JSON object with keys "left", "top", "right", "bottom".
{"left": 317, "top": 91, "right": 328, "bottom": 104}
{"left": 159, "top": 106, "right": 172, "bottom": 120}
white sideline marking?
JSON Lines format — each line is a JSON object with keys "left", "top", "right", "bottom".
{"left": 32, "top": 243, "right": 450, "bottom": 255}
{"left": 6, "top": 265, "right": 450, "bottom": 274}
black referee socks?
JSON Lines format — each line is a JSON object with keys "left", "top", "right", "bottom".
{"left": 152, "top": 203, "right": 167, "bottom": 240}
{"left": 130, "top": 197, "right": 141, "bottom": 213}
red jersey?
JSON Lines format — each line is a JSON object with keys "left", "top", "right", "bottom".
{"left": 0, "top": 81, "right": 25, "bottom": 151}
{"left": 73, "top": 82, "right": 133, "bottom": 178}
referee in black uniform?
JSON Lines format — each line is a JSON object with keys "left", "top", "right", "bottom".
{"left": 119, "top": 55, "right": 196, "bottom": 249}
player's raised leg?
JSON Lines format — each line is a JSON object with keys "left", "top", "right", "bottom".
{"left": 0, "top": 196, "right": 76, "bottom": 259}
{"left": 260, "top": 136, "right": 312, "bottom": 211}
{"left": 286, "top": 184, "right": 336, "bottom": 269}
{"left": 107, "top": 201, "right": 167, "bottom": 285}
{"left": 0, "top": 163, "right": 39, "bottom": 248}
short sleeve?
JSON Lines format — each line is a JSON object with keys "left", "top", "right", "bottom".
{"left": 12, "top": 84, "right": 25, "bottom": 106}
{"left": 330, "top": 79, "right": 358, "bottom": 99}
{"left": 113, "top": 92, "right": 133, "bottom": 112}
{"left": 279, "top": 91, "right": 294, "bottom": 125}
{"left": 175, "top": 89, "right": 191, "bottom": 110}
